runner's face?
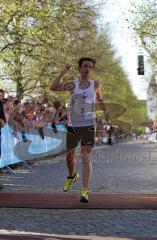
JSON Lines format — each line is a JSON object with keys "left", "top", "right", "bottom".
{"left": 79, "top": 61, "right": 93, "bottom": 78}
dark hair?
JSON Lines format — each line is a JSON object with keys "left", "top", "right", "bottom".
{"left": 78, "top": 57, "right": 96, "bottom": 68}
{"left": 2, "top": 98, "right": 8, "bottom": 104}
{"left": 0, "top": 89, "right": 4, "bottom": 94}
{"left": 23, "top": 101, "right": 30, "bottom": 106}
{"left": 14, "top": 99, "right": 21, "bottom": 106}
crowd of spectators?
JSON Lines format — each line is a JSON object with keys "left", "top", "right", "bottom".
{"left": 2, "top": 94, "right": 68, "bottom": 142}
{"left": 1, "top": 91, "right": 133, "bottom": 145}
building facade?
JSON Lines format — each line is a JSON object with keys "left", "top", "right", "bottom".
{"left": 147, "top": 74, "right": 157, "bottom": 119}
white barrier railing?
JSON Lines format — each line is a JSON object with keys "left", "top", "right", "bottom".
{"left": 0, "top": 124, "right": 67, "bottom": 169}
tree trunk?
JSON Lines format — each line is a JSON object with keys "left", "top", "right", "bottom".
{"left": 16, "top": 81, "right": 23, "bottom": 100}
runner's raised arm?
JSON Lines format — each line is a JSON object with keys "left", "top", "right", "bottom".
{"left": 50, "top": 63, "right": 71, "bottom": 91}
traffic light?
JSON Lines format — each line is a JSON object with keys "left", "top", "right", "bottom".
{"left": 137, "top": 55, "right": 144, "bottom": 75}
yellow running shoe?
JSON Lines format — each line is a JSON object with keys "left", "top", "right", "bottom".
{"left": 63, "top": 172, "right": 79, "bottom": 192}
{"left": 80, "top": 187, "right": 88, "bottom": 203}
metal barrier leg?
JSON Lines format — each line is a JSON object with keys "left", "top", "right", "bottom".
{"left": 6, "top": 166, "right": 16, "bottom": 174}
{"left": 21, "top": 160, "right": 32, "bottom": 170}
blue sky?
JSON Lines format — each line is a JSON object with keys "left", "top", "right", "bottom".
{"left": 100, "top": 0, "right": 149, "bottom": 99}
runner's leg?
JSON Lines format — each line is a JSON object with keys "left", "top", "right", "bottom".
{"left": 66, "top": 147, "right": 77, "bottom": 178}
{"left": 81, "top": 146, "right": 93, "bottom": 188}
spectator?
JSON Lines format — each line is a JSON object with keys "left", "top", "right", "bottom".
{"left": 0, "top": 89, "right": 6, "bottom": 190}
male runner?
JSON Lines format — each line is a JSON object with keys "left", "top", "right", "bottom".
{"left": 50, "top": 57, "right": 110, "bottom": 202}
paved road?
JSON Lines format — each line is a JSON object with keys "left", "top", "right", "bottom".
{"left": 1, "top": 141, "right": 157, "bottom": 238}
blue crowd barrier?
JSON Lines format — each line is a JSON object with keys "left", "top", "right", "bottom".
{"left": 0, "top": 124, "right": 67, "bottom": 169}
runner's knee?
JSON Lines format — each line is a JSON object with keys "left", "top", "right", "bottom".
{"left": 82, "top": 151, "right": 91, "bottom": 164}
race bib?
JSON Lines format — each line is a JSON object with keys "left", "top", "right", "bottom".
{"left": 71, "top": 94, "right": 94, "bottom": 117}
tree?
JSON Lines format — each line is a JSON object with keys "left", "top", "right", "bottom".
{"left": 128, "top": 0, "right": 157, "bottom": 66}
{"left": 0, "top": 0, "right": 102, "bottom": 98}
{"left": 0, "top": 0, "right": 146, "bottom": 130}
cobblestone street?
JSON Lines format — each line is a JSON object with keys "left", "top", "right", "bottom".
{"left": 1, "top": 141, "right": 157, "bottom": 238}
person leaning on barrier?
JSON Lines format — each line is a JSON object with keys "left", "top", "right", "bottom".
{"left": 56, "top": 106, "right": 68, "bottom": 127}
{"left": 0, "top": 89, "right": 5, "bottom": 133}
{"left": 0, "top": 89, "right": 6, "bottom": 190}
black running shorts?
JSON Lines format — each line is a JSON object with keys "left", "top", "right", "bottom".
{"left": 66, "top": 125, "right": 95, "bottom": 150}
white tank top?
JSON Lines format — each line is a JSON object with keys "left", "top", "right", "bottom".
{"left": 68, "top": 79, "right": 96, "bottom": 127}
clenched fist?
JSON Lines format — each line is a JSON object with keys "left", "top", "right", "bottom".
{"left": 63, "top": 63, "right": 71, "bottom": 73}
